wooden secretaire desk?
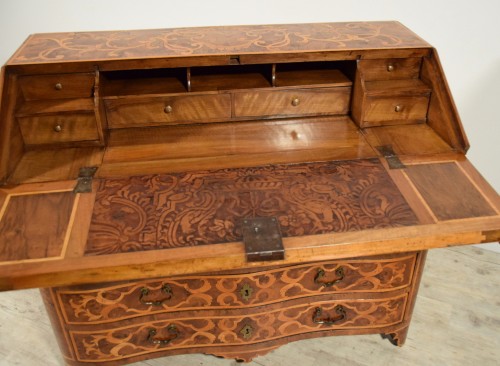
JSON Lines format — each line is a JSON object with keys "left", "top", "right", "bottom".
{"left": 0, "top": 22, "right": 498, "bottom": 365}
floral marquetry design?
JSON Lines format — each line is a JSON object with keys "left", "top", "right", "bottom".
{"left": 85, "top": 159, "right": 419, "bottom": 255}
{"left": 9, "top": 22, "right": 429, "bottom": 65}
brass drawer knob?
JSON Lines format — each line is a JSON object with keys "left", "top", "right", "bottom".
{"left": 54, "top": 83, "right": 63, "bottom": 90}
{"left": 291, "top": 98, "right": 300, "bottom": 106}
{"left": 387, "top": 64, "right": 395, "bottom": 72}
{"left": 164, "top": 105, "right": 173, "bottom": 114}
{"left": 394, "top": 105, "right": 403, "bottom": 112}
{"left": 53, "top": 124, "right": 62, "bottom": 132}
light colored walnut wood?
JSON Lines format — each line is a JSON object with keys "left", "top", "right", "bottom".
{"left": 361, "top": 95, "right": 429, "bottom": 126}
{"left": 18, "top": 73, "right": 95, "bottom": 101}
{"left": 105, "top": 93, "right": 232, "bottom": 128}
{"left": 362, "top": 124, "right": 453, "bottom": 156}
{"left": 18, "top": 113, "right": 99, "bottom": 145}
{"left": 421, "top": 50, "right": 469, "bottom": 152}
{"left": 15, "top": 98, "right": 94, "bottom": 116}
{"left": 364, "top": 79, "right": 431, "bottom": 95}
{"left": 358, "top": 57, "right": 422, "bottom": 81}
{"left": 103, "top": 116, "right": 372, "bottom": 164}
{"left": 233, "top": 87, "right": 351, "bottom": 118}
{"left": 9, "top": 147, "right": 104, "bottom": 184}
{"left": 275, "top": 68, "right": 352, "bottom": 88}
{"left": 405, "top": 162, "right": 497, "bottom": 221}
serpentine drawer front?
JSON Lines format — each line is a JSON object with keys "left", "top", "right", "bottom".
{"left": 0, "top": 21, "right": 499, "bottom": 365}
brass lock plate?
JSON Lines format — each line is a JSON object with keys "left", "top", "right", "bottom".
{"left": 241, "top": 217, "right": 284, "bottom": 262}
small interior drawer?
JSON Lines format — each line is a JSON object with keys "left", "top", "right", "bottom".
{"left": 361, "top": 95, "right": 430, "bottom": 127}
{"left": 18, "top": 73, "right": 95, "bottom": 100}
{"left": 105, "top": 94, "right": 231, "bottom": 128}
{"left": 233, "top": 87, "right": 351, "bottom": 118}
{"left": 18, "top": 113, "right": 99, "bottom": 145}
{"left": 358, "top": 58, "right": 422, "bottom": 81}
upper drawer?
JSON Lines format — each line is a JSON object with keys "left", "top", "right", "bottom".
{"left": 56, "top": 254, "right": 416, "bottom": 324}
{"left": 18, "top": 73, "right": 95, "bottom": 100}
{"left": 233, "top": 87, "right": 351, "bottom": 118}
{"left": 18, "top": 113, "right": 99, "bottom": 145}
{"left": 358, "top": 58, "right": 422, "bottom": 81}
{"left": 105, "top": 93, "right": 231, "bottom": 128}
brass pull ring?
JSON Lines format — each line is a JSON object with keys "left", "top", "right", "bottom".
{"left": 313, "top": 305, "right": 346, "bottom": 325}
{"left": 147, "top": 325, "right": 179, "bottom": 345}
{"left": 314, "top": 267, "right": 344, "bottom": 288}
{"left": 139, "top": 284, "right": 173, "bottom": 306}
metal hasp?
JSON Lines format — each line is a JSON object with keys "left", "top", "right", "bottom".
{"left": 376, "top": 145, "right": 406, "bottom": 169}
{"left": 241, "top": 217, "right": 284, "bottom": 262}
{"left": 73, "top": 167, "right": 98, "bottom": 193}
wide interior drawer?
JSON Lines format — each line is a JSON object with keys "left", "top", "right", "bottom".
{"left": 56, "top": 254, "right": 416, "bottom": 324}
{"left": 18, "top": 73, "right": 95, "bottom": 100}
{"left": 361, "top": 95, "right": 430, "bottom": 126}
{"left": 104, "top": 93, "right": 231, "bottom": 128}
{"left": 18, "top": 113, "right": 99, "bottom": 145}
{"left": 233, "top": 87, "right": 351, "bottom": 118}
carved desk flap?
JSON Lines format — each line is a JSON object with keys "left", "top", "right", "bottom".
{"left": 0, "top": 156, "right": 498, "bottom": 291}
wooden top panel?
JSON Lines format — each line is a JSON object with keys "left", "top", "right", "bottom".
{"left": 7, "top": 22, "right": 430, "bottom": 66}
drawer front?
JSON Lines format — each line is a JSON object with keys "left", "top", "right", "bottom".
{"left": 362, "top": 95, "right": 429, "bottom": 126}
{"left": 358, "top": 58, "right": 422, "bottom": 81}
{"left": 70, "top": 294, "right": 407, "bottom": 362}
{"left": 57, "top": 254, "right": 416, "bottom": 324}
{"left": 18, "top": 113, "right": 99, "bottom": 145}
{"left": 105, "top": 94, "right": 231, "bottom": 128}
{"left": 233, "top": 87, "right": 351, "bottom": 118}
{"left": 18, "top": 73, "right": 95, "bottom": 100}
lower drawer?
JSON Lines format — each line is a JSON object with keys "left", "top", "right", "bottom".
{"left": 69, "top": 294, "right": 408, "bottom": 362}
{"left": 18, "top": 113, "right": 99, "bottom": 145}
{"left": 361, "top": 95, "right": 429, "bottom": 127}
{"left": 233, "top": 87, "right": 351, "bottom": 118}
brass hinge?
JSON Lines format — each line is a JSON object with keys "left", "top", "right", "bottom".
{"left": 73, "top": 167, "right": 98, "bottom": 193}
{"left": 376, "top": 145, "right": 405, "bottom": 169}
{"left": 241, "top": 217, "right": 284, "bottom": 262}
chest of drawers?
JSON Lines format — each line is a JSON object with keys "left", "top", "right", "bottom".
{"left": 0, "top": 22, "right": 498, "bottom": 365}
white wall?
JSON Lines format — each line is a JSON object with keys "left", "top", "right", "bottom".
{"left": 1, "top": 0, "right": 499, "bottom": 250}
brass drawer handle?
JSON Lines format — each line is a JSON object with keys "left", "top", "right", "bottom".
{"left": 147, "top": 325, "right": 179, "bottom": 345}
{"left": 53, "top": 124, "right": 63, "bottom": 132}
{"left": 54, "top": 82, "right": 63, "bottom": 90}
{"left": 139, "top": 284, "right": 173, "bottom": 306}
{"left": 387, "top": 64, "right": 395, "bottom": 72}
{"left": 313, "top": 305, "right": 346, "bottom": 325}
{"left": 314, "top": 267, "right": 344, "bottom": 288}
{"left": 164, "top": 105, "right": 173, "bottom": 113}
{"left": 394, "top": 105, "right": 403, "bottom": 112}
{"left": 291, "top": 97, "right": 300, "bottom": 106}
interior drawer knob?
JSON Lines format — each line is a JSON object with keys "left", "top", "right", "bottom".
{"left": 53, "top": 124, "right": 62, "bottom": 132}
{"left": 291, "top": 97, "right": 300, "bottom": 106}
{"left": 54, "top": 82, "right": 63, "bottom": 90}
{"left": 394, "top": 105, "right": 403, "bottom": 112}
{"left": 387, "top": 64, "right": 395, "bottom": 72}
{"left": 164, "top": 105, "right": 173, "bottom": 114}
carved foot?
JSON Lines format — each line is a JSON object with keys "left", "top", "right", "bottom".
{"left": 382, "top": 326, "right": 409, "bottom": 347}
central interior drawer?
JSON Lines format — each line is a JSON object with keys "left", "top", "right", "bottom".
{"left": 104, "top": 94, "right": 232, "bottom": 128}
{"left": 233, "top": 87, "right": 351, "bottom": 118}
